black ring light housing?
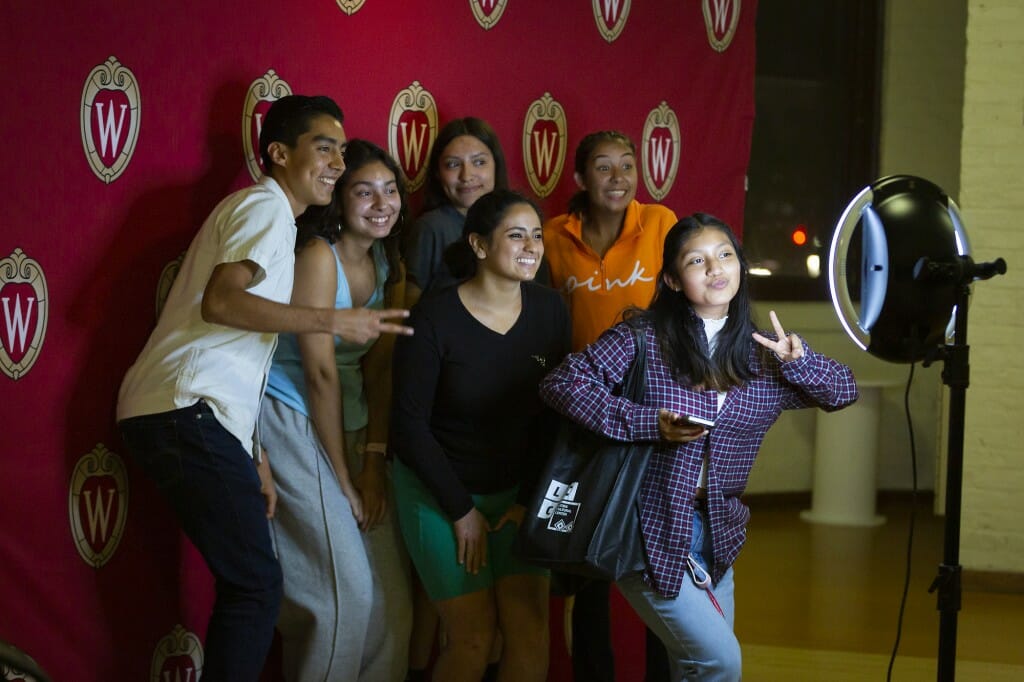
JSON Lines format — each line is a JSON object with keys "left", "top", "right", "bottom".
{"left": 829, "top": 174, "right": 970, "bottom": 363}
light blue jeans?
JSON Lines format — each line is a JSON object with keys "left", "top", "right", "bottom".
{"left": 616, "top": 506, "right": 741, "bottom": 681}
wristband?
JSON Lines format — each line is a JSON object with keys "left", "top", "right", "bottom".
{"left": 364, "top": 442, "right": 388, "bottom": 456}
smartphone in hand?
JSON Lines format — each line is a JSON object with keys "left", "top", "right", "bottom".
{"left": 675, "top": 414, "right": 714, "bottom": 429}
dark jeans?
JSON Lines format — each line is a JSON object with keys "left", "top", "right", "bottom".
{"left": 119, "top": 401, "right": 282, "bottom": 681}
{"left": 572, "top": 579, "right": 670, "bottom": 682}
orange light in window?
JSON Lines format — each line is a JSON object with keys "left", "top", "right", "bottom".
{"left": 791, "top": 224, "right": 808, "bottom": 246}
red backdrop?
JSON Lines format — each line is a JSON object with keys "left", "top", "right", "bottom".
{"left": 0, "top": 2, "right": 755, "bottom": 679}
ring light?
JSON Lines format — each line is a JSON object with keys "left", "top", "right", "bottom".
{"left": 828, "top": 174, "right": 1006, "bottom": 682}
{"left": 828, "top": 175, "right": 971, "bottom": 363}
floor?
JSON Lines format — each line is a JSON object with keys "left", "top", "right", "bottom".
{"left": 733, "top": 493, "right": 1024, "bottom": 680}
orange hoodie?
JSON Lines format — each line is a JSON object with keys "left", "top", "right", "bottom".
{"left": 543, "top": 200, "right": 677, "bottom": 351}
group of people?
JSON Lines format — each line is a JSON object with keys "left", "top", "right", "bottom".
{"left": 116, "top": 94, "right": 858, "bottom": 682}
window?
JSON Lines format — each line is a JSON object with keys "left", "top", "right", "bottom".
{"left": 743, "top": 0, "right": 882, "bottom": 300}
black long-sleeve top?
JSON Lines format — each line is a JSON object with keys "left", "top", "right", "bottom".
{"left": 391, "top": 282, "right": 571, "bottom": 520}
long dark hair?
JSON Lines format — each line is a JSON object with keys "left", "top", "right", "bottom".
{"left": 422, "top": 117, "right": 509, "bottom": 212}
{"left": 443, "top": 189, "right": 542, "bottom": 280}
{"left": 295, "top": 139, "right": 407, "bottom": 295}
{"left": 632, "top": 213, "right": 765, "bottom": 389}
{"left": 567, "top": 130, "right": 636, "bottom": 216}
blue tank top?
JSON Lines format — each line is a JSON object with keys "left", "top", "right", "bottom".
{"left": 266, "top": 239, "right": 389, "bottom": 431}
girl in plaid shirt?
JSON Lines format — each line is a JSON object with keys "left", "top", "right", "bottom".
{"left": 540, "top": 213, "right": 858, "bottom": 681}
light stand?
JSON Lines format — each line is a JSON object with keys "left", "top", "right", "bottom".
{"left": 830, "top": 175, "right": 1009, "bottom": 682}
{"left": 918, "top": 255, "right": 1006, "bottom": 682}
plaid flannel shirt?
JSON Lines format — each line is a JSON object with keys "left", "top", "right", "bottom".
{"left": 539, "top": 318, "right": 858, "bottom": 597}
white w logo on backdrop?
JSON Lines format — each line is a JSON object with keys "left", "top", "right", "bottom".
{"left": 94, "top": 101, "right": 128, "bottom": 158}
{"left": 162, "top": 667, "right": 196, "bottom": 682}
{"left": 152, "top": 626, "right": 204, "bottom": 682}
{"left": 470, "top": 0, "right": 507, "bottom": 29}
{"left": 522, "top": 93, "right": 567, "bottom": 198}
{"left": 711, "top": 0, "right": 731, "bottom": 32}
{"left": 0, "top": 248, "right": 47, "bottom": 380}
{"left": 602, "top": 0, "right": 625, "bottom": 22}
{"left": 400, "top": 120, "right": 430, "bottom": 169}
{"left": 82, "top": 487, "right": 118, "bottom": 543}
{"left": 389, "top": 82, "right": 438, "bottom": 192}
{"left": 1, "top": 292, "right": 34, "bottom": 357}
{"left": 642, "top": 102, "right": 681, "bottom": 201}
{"left": 80, "top": 56, "right": 140, "bottom": 183}
{"left": 648, "top": 137, "right": 673, "bottom": 185}
{"left": 703, "top": 0, "right": 741, "bottom": 52}
{"left": 593, "top": 0, "right": 631, "bottom": 42}
{"left": 532, "top": 129, "right": 559, "bottom": 178}
{"left": 69, "top": 445, "right": 129, "bottom": 569}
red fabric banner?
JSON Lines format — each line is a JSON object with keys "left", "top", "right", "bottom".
{"left": 0, "top": 1, "right": 755, "bottom": 678}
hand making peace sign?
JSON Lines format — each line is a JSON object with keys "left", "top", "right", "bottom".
{"left": 752, "top": 310, "right": 804, "bottom": 363}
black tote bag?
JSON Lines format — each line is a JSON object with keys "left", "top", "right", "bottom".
{"left": 517, "top": 326, "right": 655, "bottom": 581}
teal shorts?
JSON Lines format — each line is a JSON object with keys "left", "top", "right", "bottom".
{"left": 393, "top": 459, "right": 548, "bottom": 602}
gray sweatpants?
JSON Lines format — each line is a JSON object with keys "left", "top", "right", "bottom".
{"left": 260, "top": 396, "right": 412, "bottom": 682}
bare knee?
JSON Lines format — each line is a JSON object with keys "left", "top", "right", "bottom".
{"left": 444, "top": 618, "right": 496, "bottom": 659}
{"left": 495, "top": 574, "right": 549, "bottom": 630}
{"left": 493, "top": 575, "right": 550, "bottom": 667}
{"left": 435, "top": 592, "right": 498, "bottom": 673}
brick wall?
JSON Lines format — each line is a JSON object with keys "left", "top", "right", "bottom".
{"left": 959, "top": 0, "right": 1024, "bottom": 575}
